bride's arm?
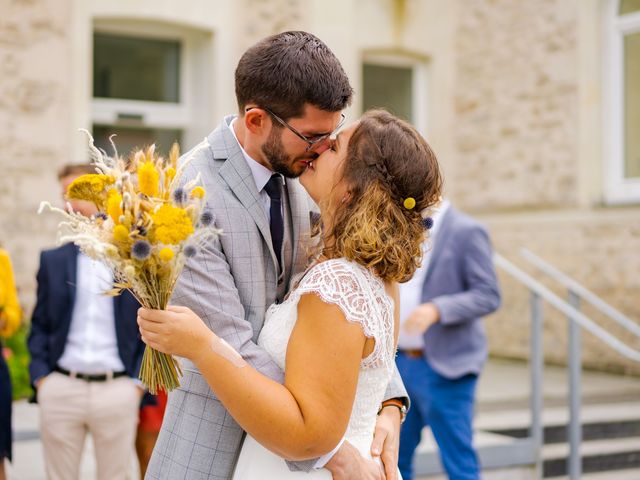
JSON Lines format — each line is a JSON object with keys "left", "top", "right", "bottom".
{"left": 138, "top": 293, "right": 367, "bottom": 461}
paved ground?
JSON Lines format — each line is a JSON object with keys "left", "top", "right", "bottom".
{"left": 7, "top": 359, "right": 640, "bottom": 479}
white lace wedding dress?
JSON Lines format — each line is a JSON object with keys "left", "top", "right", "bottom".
{"left": 232, "top": 258, "right": 398, "bottom": 479}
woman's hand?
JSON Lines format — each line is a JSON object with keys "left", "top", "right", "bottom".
{"left": 137, "top": 305, "right": 214, "bottom": 362}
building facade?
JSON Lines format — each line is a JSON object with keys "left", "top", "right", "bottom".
{"left": 1, "top": 0, "right": 638, "bottom": 373}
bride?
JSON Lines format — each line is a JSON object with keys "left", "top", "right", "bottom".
{"left": 137, "top": 109, "right": 442, "bottom": 478}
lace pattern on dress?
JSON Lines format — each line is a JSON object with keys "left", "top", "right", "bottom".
{"left": 287, "top": 259, "right": 395, "bottom": 370}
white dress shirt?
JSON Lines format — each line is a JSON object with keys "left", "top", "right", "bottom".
{"left": 57, "top": 253, "right": 125, "bottom": 374}
{"left": 398, "top": 199, "right": 450, "bottom": 350}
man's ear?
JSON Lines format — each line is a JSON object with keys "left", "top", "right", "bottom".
{"left": 244, "top": 108, "right": 270, "bottom": 135}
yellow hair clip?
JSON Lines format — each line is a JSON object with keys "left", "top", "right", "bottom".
{"left": 403, "top": 197, "right": 416, "bottom": 210}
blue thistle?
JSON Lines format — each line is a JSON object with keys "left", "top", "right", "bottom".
{"left": 423, "top": 217, "right": 434, "bottom": 230}
{"left": 131, "top": 240, "right": 151, "bottom": 260}
{"left": 184, "top": 245, "right": 197, "bottom": 258}
{"left": 200, "top": 210, "right": 214, "bottom": 226}
{"left": 172, "top": 188, "right": 187, "bottom": 205}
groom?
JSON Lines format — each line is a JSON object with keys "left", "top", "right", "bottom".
{"left": 145, "top": 31, "right": 407, "bottom": 479}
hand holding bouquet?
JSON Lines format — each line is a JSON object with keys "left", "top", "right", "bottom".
{"left": 40, "top": 135, "right": 219, "bottom": 393}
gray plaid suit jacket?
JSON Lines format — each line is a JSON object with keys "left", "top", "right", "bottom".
{"left": 145, "top": 116, "right": 407, "bottom": 479}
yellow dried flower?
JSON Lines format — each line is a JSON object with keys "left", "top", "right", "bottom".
{"left": 159, "top": 247, "right": 174, "bottom": 262}
{"left": 113, "top": 224, "right": 130, "bottom": 242}
{"left": 66, "top": 174, "right": 114, "bottom": 206}
{"left": 403, "top": 197, "right": 416, "bottom": 210}
{"left": 104, "top": 245, "right": 119, "bottom": 259}
{"left": 107, "top": 190, "right": 123, "bottom": 223}
{"left": 151, "top": 204, "right": 194, "bottom": 245}
{"left": 138, "top": 161, "right": 160, "bottom": 197}
{"left": 191, "top": 186, "right": 205, "bottom": 199}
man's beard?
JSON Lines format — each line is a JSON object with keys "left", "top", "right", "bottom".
{"left": 261, "top": 128, "right": 316, "bottom": 178}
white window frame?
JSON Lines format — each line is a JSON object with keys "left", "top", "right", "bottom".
{"left": 604, "top": 0, "right": 640, "bottom": 204}
{"left": 362, "top": 53, "right": 429, "bottom": 135}
{"left": 91, "top": 21, "right": 203, "bottom": 148}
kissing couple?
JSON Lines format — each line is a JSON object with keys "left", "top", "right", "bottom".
{"left": 137, "top": 31, "right": 442, "bottom": 480}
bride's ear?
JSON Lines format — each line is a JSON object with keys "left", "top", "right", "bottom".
{"left": 341, "top": 191, "right": 352, "bottom": 204}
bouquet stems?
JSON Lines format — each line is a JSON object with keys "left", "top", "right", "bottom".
{"left": 140, "top": 345, "right": 182, "bottom": 394}
{"left": 137, "top": 277, "right": 183, "bottom": 394}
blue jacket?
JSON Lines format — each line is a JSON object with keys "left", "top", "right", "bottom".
{"left": 421, "top": 207, "right": 501, "bottom": 379}
{"left": 28, "top": 243, "right": 144, "bottom": 391}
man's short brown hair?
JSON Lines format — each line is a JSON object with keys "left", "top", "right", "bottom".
{"left": 235, "top": 31, "right": 353, "bottom": 120}
{"left": 57, "top": 163, "right": 95, "bottom": 180}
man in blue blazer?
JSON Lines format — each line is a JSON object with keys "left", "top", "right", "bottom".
{"left": 28, "top": 164, "right": 146, "bottom": 480}
{"left": 397, "top": 199, "right": 501, "bottom": 480}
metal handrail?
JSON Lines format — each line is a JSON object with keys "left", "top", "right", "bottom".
{"left": 520, "top": 248, "right": 640, "bottom": 338}
{"left": 494, "top": 254, "right": 640, "bottom": 362}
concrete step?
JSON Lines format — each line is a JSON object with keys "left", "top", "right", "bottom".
{"left": 475, "top": 401, "right": 640, "bottom": 432}
{"left": 476, "top": 359, "right": 640, "bottom": 412}
{"left": 543, "top": 437, "right": 640, "bottom": 477}
{"left": 552, "top": 467, "right": 640, "bottom": 479}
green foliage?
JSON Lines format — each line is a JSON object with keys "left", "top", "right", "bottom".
{"left": 3, "top": 324, "right": 32, "bottom": 400}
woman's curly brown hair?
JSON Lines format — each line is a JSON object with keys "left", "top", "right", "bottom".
{"left": 323, "top": 110, "right": 442, "bottom": 282}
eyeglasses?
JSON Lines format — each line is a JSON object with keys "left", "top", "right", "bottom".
{"left": 246, "top": 107, "right": 346, "bottom": 152}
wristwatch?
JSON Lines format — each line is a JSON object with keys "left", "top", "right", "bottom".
{"left": 378, "top": 399, "right": 408, "bottom": 424}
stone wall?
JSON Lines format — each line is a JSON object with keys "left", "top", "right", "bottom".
{"left": 453, "top": 0, "right": 579, "bottom": 211}
{"left": 451, "top": 0, "right": 640, "bottom": 374}
{"left": 238, "top": 0, "right": 304, "bottom": 49}
{"left": 0, "top": 0, "right": 72, "bottom": 313}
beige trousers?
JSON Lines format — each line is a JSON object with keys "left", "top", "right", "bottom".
{"left": 38, "top": 371, "right": 140, "bottom": 480}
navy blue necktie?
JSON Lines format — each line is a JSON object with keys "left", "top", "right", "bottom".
{"left": 264, "top": 174, "right": 284, "bottom": 270}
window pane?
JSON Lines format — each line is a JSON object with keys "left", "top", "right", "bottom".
{"left": 92, "top": 125, "right": 182, "bottom": 159}
{"left": 362, "top": 64, "right": 413, "bottom": 122}
{"left": 620, "top": 0, "right": 640, "bottom": 15}
{"left": 94, "top": 34, "right": 180, "bottom": 102}
{"left": 624, "top": 32, "right": 640, "bottom": 178}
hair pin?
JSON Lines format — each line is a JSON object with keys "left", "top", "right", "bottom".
{"left": 403, "top": 197, "right": 416, "bottom": 210}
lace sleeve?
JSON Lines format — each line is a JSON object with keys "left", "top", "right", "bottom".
{"left": 293, "top": 259, "right": 394, "bottom": 369}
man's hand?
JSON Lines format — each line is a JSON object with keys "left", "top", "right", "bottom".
{"left": 371, "top": 405, "right": 402, "bottom": 480}
{"left": 324, "top": 440, "right": 385, "bottom": 480}
{"left": 403, "top": 302, "right": 440, "bottom": 335}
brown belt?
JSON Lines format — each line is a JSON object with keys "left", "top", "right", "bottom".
{"left": 399, "top": 349, "right": 423, "bottom": 359}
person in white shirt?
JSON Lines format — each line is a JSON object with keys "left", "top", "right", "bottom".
{"left": 397, "top": 199, "right": 501, "bottom": 480}
{"left": 28, "top": 164, "right": 146, "bottom": 480}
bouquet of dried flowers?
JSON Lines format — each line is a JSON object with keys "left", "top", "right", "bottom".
{"left": 40, "top": 134, "right": 219, "bottom": 393}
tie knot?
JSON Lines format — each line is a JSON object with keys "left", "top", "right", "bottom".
{"left": 264, "top": 174, "right": 282, "bottom": 201}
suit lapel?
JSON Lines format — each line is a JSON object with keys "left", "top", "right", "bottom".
{"left": 210, "top": 118, "right": 279, "bottom": 273}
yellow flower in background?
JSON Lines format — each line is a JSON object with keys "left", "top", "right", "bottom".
{"left": 166, "top": 167, "right": 176, "bottom": 182}
{"left": 151, "top": 204, "right": 194, "bottom": 245}
{"left": 66, "top": 174, "right": 114, "bottom": 206}
{"left": 159, "top": 247, "right": 174, "bottom": 262}
{"left": 113, "top": 224, "right": 130, "bottom": 242}
{"left": 191, "top": 186, "right": 205, "bottom": 199}
{"left": 138, "top": 161, "right": 160, "bottom": 197}
{"left": 107, "top": 190, "right": 123, "bottom": 223}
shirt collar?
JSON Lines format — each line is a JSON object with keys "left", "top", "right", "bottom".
{"left": 429, "top": 198, "right": 451, "bottom": 238}
{"left": 228, "top": 117, "right": 274, "bottom": 193}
